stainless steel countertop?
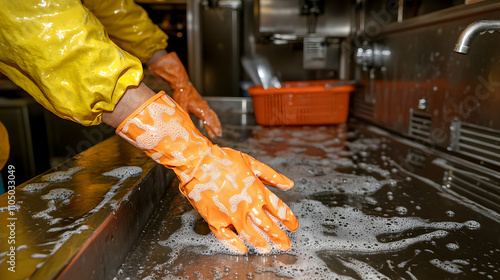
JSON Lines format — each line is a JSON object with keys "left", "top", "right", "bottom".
{"left": 0, "top": 136, "right": 175, "bottom": 279}
{"left": 1, "top": 97, "right": 499, "bottom": 279}
{"left": 115, "top": 118, "right": 500, "bottom": 279}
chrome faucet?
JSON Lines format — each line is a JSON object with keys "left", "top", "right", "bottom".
{"left": 454, "top": 20, "right": 500, "bottom": 54}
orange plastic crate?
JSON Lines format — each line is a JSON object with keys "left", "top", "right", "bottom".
{"left": 248, "top": 80, "right": 354, "bottom": 126}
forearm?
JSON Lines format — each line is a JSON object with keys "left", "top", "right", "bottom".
{"left": 102, "top": 83, "right": 156, "bottom": 128}
{"left": 147, "top": 49, "right": 168, "bottom": 67}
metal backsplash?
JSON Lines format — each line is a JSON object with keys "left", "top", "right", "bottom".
{"left": 351, "top": 0, "right": 500, "bottom": 168}
{"left": 258, "top": 0, "right": 352, "bottom": 37}
{"left": 187, "top": 0, "right": 356, "bottom": 95}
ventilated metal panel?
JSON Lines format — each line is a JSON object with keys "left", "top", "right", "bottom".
{"left": 449, "top": 120, "right": 500, "bottom": 166}
{"left": 442, "top": 166, "right": 500, "bottom": 212}
{"left": 409, "top": 110, "right": 432, "bottom": 143}
{"left": 406, "top": 149, "right": 427, "bottom": 168}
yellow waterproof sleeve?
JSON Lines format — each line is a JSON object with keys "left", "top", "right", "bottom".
{"left": 0, "top": 121, "right": 9, "bottom": 170}
{"left": 0, "top": 0, "right": 143, "bottom": 126}
{"left": 83, "top": 0, "right": 168, "bottom": 64}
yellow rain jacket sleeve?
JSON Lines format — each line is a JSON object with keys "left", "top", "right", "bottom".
{"left": 82, "top": 0, "right": 168, "bottom": 64}
{"left": 0, "top": 121, "right": 9, "bottom": 170}
{"left": 0, "top": 0, "right": 143, "bottom": 126}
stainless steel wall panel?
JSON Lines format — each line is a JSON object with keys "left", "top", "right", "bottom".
{"left": 200, "top": 7, "right": 241, "bottom": 96}
{"left": 352, "top": 1, "right": 500, "bottom": 167}
{"left": 258, "top": 0, "right": 352, "bottom": 38}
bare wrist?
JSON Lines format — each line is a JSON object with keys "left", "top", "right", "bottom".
{"left": 146, "top": 49, "right": 168, "bottom": 67}
{"left": 102, "top": 82, "right": 156, "bottom": 128}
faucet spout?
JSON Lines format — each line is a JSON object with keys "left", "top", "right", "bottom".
{"left": 454, "top": 20, "right": 500, "bottom": 54}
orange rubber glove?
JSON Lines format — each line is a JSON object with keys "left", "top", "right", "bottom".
{"left": 148, "top": 52, "right": 222, "bottom": 139}
{"left": 116, "top": 92, "right": 299, "bottom": 254}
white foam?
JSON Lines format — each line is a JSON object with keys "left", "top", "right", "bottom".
{"left": 277, "top": 205, "right": 287, "bottom": 220}
{"left": 41, "top": 188, "right": 74, "bottom": 201}
{"left": 23, "top": 183, "right": 50, "bottom": 192}
{"left": 249, "top": 212, "right": 262, "bottom": 226}
{"left": 36, "top": 262, "right": 45, "bottom": 269}
{"left": 32, "top": 200, "right": 56, "bottom": 220}
{"left": 188, "top": 181, "right": 219, "bottom": 202}
{"left": 228, "top": 184, "right": 252, "bottom": 213}
{"left": 269, "top": 193, "right": 279, "bottom": 210}
{"left": 88, "top": 166, "right": 143, "bottom": 214}
{"left": 158, "top": 198, "right": 475, "bottom": 279}
{"left": 41, "top": 167, "right": 84, "bottom": 182}
{"left": 154, "top": 125, "right": 496, "bottom": 279}
{"left": 358, "top": 162, "right": 391, "bottom": 177}
{"left": 446, "top": 243, "right": 459, "bottom": 251}
{"left": 430, "top": 259, "right": 463, "bottom": 274}
{"left": 124, "top": 101, "right": 189, "bottom": 150}
{"left": 243, "top": 176, "right": 255, "bottom": 188}
{"left": 212, "top": 195, "right": 229, "bottom": 216}
{"left": 365, "top": 197, "right": 378, "bottom": 205}
{"left": 48, "top": 218, "right": 85, "bottom": 232}
{"left": 50, "top": 218, "right": 63, "bottom": 225}
{"left": 221, "top": 173, "right": 237, "bottom": 190}
{"left": 103, "top": 166, "right": 143, "bottom": 180}
{"left": 31, "top": 253, "right": 48, "bottom": 259}
{"left": 159, "top": 210, "right": 240, "bottom": 260}
{"left": 50, "top": 225, "right": 90, "bottom": 255}
{"left": 171, "top": 151, "right": 186, "bottom": 163}
{"left": 281, "top": 172, "right": 391, "bottom": 197}
{"left": 339, "top": 258, "right": 390, "bottom": 280}
{"left": 396, "top": 206, "right": 408, "bottom": 215}
{"left": 464, "top": 220, "right": 480, "bottom": 230}
{"left": 151, "top": 151, "right": 163, "bottom": 162}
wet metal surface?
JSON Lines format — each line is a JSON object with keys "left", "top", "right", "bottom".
{"left": 1, "top": 98, "right": 499, "bottom": 279}
{"left": 0, "top": 136, "right": 175, "bottom": 280}
{"left": 115, "top": 117, "right": 500, "bottom": 279}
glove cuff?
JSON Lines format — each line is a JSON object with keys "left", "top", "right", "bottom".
{"left": 115, "top": 91, "right": 167, "bottom": 134}
{"left": 148, "top": 52, "right": 189, "bottom": 90}
{"left": 115, "top": 91, "right": 212, "bottom": 182}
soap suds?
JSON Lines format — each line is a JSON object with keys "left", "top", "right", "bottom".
{"left": 88, "top": 166, "right": 143, "bottom": 214}
{"left": 23, "top": 183, "right": 50, "bottom": 192}
{"left": 340, "top": 257, "right": 390, "bottom": 280}
{"left": 429, "top": 259, "right": 463, "bottom": 274}
{"left": 118, "top": 125, "right": 500, "bottom": 279}
{"left": 41, "top": 188, "right": 74, "bottom": 201}
{"left": 41, "top": 167, "right": 84, "bottom": 182}
{"left": 228, "top": 184, "right": 252, "bottom": 213}
{"left": 50, "top": 225, "right": 90, "bottom": 255}
{"left": 158, "top": 199, "right": 477, "bottom": 279}
{"left": 32, "top": 200, "right": 56, "bottom": 220}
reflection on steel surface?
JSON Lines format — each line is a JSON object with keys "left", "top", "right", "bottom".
{"left": 3, "top": 98, "right": 499, "bottom": 279}
{"left": 0, "top": 136, "right": 174, "bottom": 280}
{"left": 117, "top": 121, "right": 500, "bottom": 279}
{"left": 353, "top": 1, "right": 500, "bottom": 166}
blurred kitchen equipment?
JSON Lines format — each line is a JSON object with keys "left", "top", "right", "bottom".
{"left": 325, "top": 80, "right": 357, "bottom": 88}
{"left": 241, "top": 54, "right": 282, "bottom": 89}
